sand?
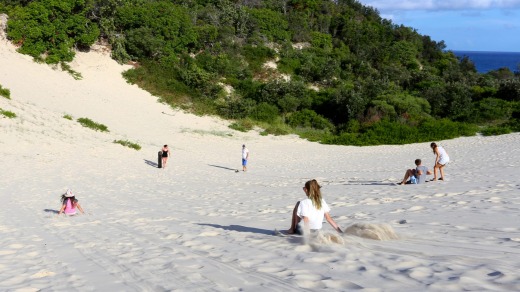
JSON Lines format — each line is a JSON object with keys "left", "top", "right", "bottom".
{"left": 1, "top": 16, "right": 520, "bottom": 291}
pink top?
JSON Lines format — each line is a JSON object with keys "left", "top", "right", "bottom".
{"left": 64, "top": 198, "right": 76, "bottom": 215}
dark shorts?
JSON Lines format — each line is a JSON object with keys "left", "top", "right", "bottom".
{"left": 242, "top": 159, "right": 247, "bottom": 166}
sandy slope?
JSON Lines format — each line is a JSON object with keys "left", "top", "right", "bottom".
{"left": 1, "top": 16, "right": 520, "bottom": 291}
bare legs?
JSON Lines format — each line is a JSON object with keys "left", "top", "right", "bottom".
{"left": 399, "top": 169, "right": 415, "bottom": 185}
{"left": 432, "top": 163, "right": 445, "bottom": 181}
{"left": 287, "top": 201, "right": 301, "bottom": 234}
{"left": 162, "top": 157, "right": 168, "bottom": 168}
{"left": 439, "top": 164, "right": 445, "bottom": 180}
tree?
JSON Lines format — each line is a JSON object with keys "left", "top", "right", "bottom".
{"left": 114, "top": 1, "right": 196, "bottom": 59}
{"left": 7, "top": 0, "right": 99, "bottom": 63}
{"left": 496, "top": 80, "right": 520, "bottom": 102}
{"left": 248, "top": 8, "right": 290, "bottom": 42}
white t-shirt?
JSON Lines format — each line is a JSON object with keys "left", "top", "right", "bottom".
{"left": 242, "top": 148, "right": 249, "bottom": 159}
{"left": 437, "top": 146, "right": 450, "bottom": 165}
{"left": 297, "top": 198, "right": 330, "bottom": 230}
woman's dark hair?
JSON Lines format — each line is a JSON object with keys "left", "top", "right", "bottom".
{"left": 61, "top": 194, "right": 76, "bottom": 204}
{"left": 430, "top": 142, "right": 437, "bottom": 154}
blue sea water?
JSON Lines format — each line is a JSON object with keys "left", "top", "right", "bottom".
{"left": 452, "top": 51, "right": 520, "bottom": 73}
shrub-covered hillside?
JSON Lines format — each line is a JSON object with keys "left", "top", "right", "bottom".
{"left": 2, "top": 0, "right": 519, "bottom": 145}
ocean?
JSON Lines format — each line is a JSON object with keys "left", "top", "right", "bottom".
{"left": 452, "top": 51, "right": 520, "bottom": 73}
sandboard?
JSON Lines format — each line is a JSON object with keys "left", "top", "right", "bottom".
{"left": 158, "top": 151, "right": 163, "bottom": 168}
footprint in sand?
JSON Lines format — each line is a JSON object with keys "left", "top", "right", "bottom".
{"left": 198, "top": 231, "right": 220, "bottom": 237}
{"left": 408, "top": 206, "right": 425, "bottom": 211}
{"left": 30, "top": 269, "right": 56, "bottom": 279}
{"left": 256, "top": 266, "right": 286, "bottom": 273}
{"left": 293, "top": 273, "right": 325, "bottom": 289}
{"left": 164, "top": 233, "right": 183, "bottom": 240}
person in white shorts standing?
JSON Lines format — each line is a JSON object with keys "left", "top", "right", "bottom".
{"left": 241, "top": 144, "right": 249, "bottom": 172}
{"left": 431, "top": 142, "right": 450, "bottom": 181}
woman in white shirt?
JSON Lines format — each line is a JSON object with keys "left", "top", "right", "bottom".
{"left": 287, "top": 179, "right": 342, "bottom": 235}
{"left": 431, "top": 142, "right": 450, "bottom": 181}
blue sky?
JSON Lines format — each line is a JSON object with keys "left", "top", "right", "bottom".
{"left": 358, "top": 0, "right": 520, "bottom": 52}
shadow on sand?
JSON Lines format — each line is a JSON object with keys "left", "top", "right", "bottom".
{"left": 44, "top": 209, "right": 59, "bottom": 214}
{"left": 345, "top": 180, "right": 395, "bottom": 186}
{"left": 208, "top": 164, "right": 238, "bottom": 172}
{"left": 144, "top": 159, "right": 159, "bottom": 168}
{"left": 198, "top": 223, "right": 273, "bottom": 235}
{"left": 198, "top": 223, "right": 304, "bottom": 244}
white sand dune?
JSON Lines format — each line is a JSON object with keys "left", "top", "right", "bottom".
{"left": 1, "top": 17, "right": 520, "bottom": 290}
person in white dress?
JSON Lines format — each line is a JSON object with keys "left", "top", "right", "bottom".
{"left": 431, "top": 142, "right": 450, "bottom": 181}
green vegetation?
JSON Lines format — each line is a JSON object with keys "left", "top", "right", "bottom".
{"left": 182, "top": 128, "right": 233, "bottom": 137}
{"left": 77, "top": 117, "right": 109, "bottom": 132}
{"left": 229, "top": 119, "right": 255, "bottom": 132}
{"left": 0, "top": 85, "right": 10, "bottom": 99}
{"left": 59, "top": 62, "right": 82, "bottom": 80}
{"left": 63, "top": 114, "right": 73, "bottom": 120}
{"left": 113, "top": 139, "right": 141, "bottom": 150}
{"left": 6, "top": 0, "right": 99, "bottom": 64}
{"left": 0, "top": 108, "right": 16, "bottom": 118}
{"left": 4, "top": 0, "right": 520, "bottom": 145}
{"left": 322, "top": 119, "right": 478, "bottom": 146}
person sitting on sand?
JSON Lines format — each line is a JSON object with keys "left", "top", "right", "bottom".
{"left": 398, "top": 159, "right": 432, "bottom": 185}
{"left": 287, "top": 179, "right": 342, "bottom": 235}
{"left": 58, "top": 189, "right": 85, "bottom": 216}
{"left": 431, "top": 142, "right": 450, "bottom": 181}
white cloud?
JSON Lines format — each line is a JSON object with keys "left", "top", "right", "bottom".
{"left": 360, "top": 0, "right": 520, "bottom": 11}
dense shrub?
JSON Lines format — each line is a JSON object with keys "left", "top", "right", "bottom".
{"left": 218, "top": 98, "right": 256, "bottom": 119}
{"left": 369, "top": 92, "right": 431, "bottom": 122}
{"left": 287, "top": 109, "right": 333, "bottom": 130}
{"left": 248, "top": 8, "right": 290, "bottom": 42}
{"left": 294, "top": 127, "right": 333, "bottom": 142}
{"left": 471, "top": 98, "right": 512, "bottom": 123}
{"left": 481, "top": 126, "right": 512, "bottom": 136}
{"left": 7, "top": 0, "right": 99, "bottom": 64}
{"left": 113, "top": 1, "right": 196, "bottom": 60}
{"left": 250, "top": 102, "right": 279, "bottom": 122}
{"left": 496, "top": 80, "right": 520, "bottom": 101}
{"left": 323, "top": 119, "right": 478, "bottom": 146}
{"left": 228, "top": 119, "right": 254, "bottom": 132}
{"left": 261, "top": 122, "right": 291, "bottom": 136}
{"left": 179, "top": 62, "right": 222, "bottom": 99}
{"left": 242, "top": 45, "right": 276, "bottom": 72}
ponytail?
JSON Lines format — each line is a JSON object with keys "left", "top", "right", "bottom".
{"left": 305, "top": 179, "right": 323, "bottom": 210}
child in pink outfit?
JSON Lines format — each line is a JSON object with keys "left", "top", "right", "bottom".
{"left": 58, "top": 189, "right": 85, "bottom": 216}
